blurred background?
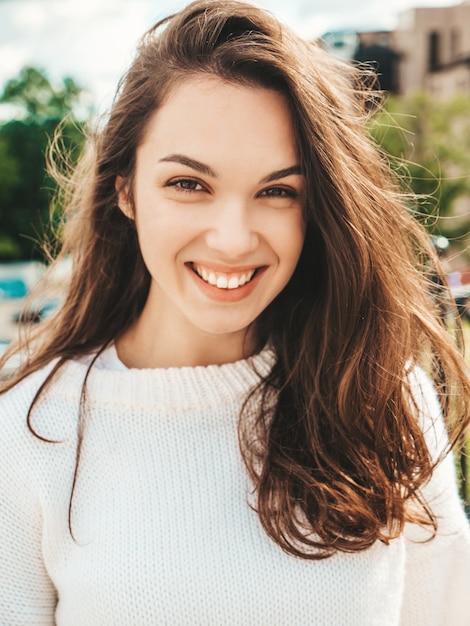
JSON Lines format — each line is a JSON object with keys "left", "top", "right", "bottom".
{"left": 0, "top": 0, "right": 469, "bottom": 356}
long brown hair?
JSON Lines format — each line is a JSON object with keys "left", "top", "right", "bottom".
{"left": 1, "top": 0, "right": 469, "bottom": 558}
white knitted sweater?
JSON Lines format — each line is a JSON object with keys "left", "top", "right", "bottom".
{"left": 0, "top": 346, "right": 469, "bottom": 625}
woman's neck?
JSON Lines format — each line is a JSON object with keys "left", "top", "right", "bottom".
{"left": 115, "top": 314, "right": 256, "bottom": 369}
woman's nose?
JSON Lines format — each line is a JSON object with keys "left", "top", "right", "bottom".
{"left": 205, "top": 201, "right": 259, "bottom": 258}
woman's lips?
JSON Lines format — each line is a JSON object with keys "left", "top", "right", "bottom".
{"left": 186, "top": 262, "right": 267, "bottom": 301}
{"left": 191, "top": 262, "right": 257, "bottom": 289}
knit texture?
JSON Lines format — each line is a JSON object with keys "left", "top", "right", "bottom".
{"left": 0, "top": 347, "right": 469, "bottom": 625}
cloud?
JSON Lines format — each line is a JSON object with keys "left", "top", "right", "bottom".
{"left": 0, "top": 0, "right": 155, "bottom": 111}
{"left": 0, "top": 43, "right": 28, "bottom": 78}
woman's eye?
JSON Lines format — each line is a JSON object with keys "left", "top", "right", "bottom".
{"left": 260, "top": 186, "right": 298, "bottom": 199}
{"left": 167, "top": 179, "right": 205, "bottom": 192}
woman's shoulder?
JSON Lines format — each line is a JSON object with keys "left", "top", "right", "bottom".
{"left": 0, "top": 358, "right": 87, "bottom": 443}
{"left": 0, "top": 360, "right": 59, "bottom": 414}
{"left": 406, "top": 364, "right": 447, "bottom": 456}
{"left": 404, "top": 364, "right": 469, "bottom": 539}
{"left": 407, "top": 364, "right": 441, "bottom": 414}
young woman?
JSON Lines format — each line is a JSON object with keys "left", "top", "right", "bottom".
{"left": 1, "top": 1, "right": 469, "bottom": 623}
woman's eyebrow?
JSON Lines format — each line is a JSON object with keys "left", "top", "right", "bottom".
{"left": 259, "top": 165, "right": 302, "bottom": 183}
{"left": 159, "top": 154, "right": 217, "bottom": 177}
{"left": 159, "top": 154, "right": 302, "bottom": 183}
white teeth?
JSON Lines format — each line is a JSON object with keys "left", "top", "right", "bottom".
{"left": 227, "top": 276, "right": 239, "bottom": 289}
{"left": 193, "top": 264, "right": 257, "bottom": 289}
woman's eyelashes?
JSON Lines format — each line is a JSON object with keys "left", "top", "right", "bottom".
{"left": 258, "top": 186, "right": 299, "bottom": 199}
{"left": 165, "top": 178, "right": 300, "bottom": 200}
{"left": 166, "top": 178, "right": 206, "bottom": 192}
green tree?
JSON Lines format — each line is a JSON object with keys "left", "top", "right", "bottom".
{"left": 370, "top": 92, "right": 470, "bottom": 242}
{"left": 1, "top": 66, "right": 84, "bottom": 123}
{"left": 0, "top": 67, "right": 87, "bottom": 260}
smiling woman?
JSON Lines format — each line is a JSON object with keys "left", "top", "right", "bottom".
{"left": 0, "top": 1, "right": 469, "bottom": 624}
{"left": 115, "top": 77, "right": 304, "bottom": 367}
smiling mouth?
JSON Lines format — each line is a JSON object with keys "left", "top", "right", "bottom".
{"left": 190, "top": 262, "right": 260, "bottom": 289}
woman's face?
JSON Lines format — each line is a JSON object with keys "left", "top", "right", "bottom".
{"left": 117, "top": 76, "right": 305, "bottom": 363}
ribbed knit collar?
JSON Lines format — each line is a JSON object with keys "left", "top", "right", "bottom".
{"left": 52, "top": 345, "right": 275, "bottom": 412}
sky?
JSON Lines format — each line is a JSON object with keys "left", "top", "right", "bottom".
{"left": 0, "top": 0, "right": 462, "bottom": 114}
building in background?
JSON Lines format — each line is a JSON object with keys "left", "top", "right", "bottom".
{"left": 396, "top": 1, "right": 470, "bottom": 97}
{"left": 320, "top": 1, "right": 470, "bottom": 99}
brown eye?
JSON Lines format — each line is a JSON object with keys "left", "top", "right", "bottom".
{"left": 166, "top": 178, "right": 206, "bottom": 192}
{"left": 259, "top": 186, "right": 298, "bottom": 199}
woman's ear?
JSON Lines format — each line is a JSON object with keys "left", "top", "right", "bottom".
{"left": 115, "top": 175, "right": 134, "bottom": 220}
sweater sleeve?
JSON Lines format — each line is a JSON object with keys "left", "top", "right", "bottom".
{"left": 400, "top": 369, "right": 470, "bottom": 626}
{"left": 0, "top": 379, "right": 57, "bottom": 625}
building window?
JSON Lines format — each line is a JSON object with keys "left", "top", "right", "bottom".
{"left": 451, "top": 28, "right": 461, "bottom": 60}
{"left": 429, "top": 31, "right": 440, "bottom": 71}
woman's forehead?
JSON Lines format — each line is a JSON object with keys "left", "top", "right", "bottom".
{"left": 139, "top": 76, "right": 299, "bottom": 164}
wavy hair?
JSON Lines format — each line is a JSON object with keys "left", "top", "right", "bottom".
{"left": 1, "top": 0, "right": 469, "bottom": 558}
